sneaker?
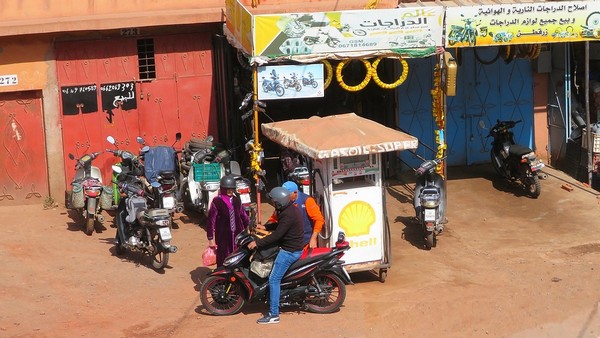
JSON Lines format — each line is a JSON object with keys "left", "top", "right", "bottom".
{"left": 257, "top": 314, "right": 280, "bottom": 324}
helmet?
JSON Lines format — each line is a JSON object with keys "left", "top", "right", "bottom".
{"left": 268, "top": 187, "right": 291, "bottom": 210}
{"left": 220, "top": 174, "right": 237, "bottom": 189}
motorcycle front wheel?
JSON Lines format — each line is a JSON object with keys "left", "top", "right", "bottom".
{"left": 114, "top": 233, "right": 126, "bottom": 255}
{"left": 151, "top": 245, "right": 169, "bottom": 270}
{"left": 200, "top": 276, "right": 245, "bottom": 316}
{"left": 490, "top": 150, "right": 506, "bottom": 178}
{"left": 275, "top": 84, "right": 285, "bottom": 97}
{"left": 305, "top": 273, "right": 346, "bottom": 314}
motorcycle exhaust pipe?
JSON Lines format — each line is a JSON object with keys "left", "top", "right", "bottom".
{"left": 169, "top": 245, "right": 178, "bottom": 253}
{"left": 96, "top": 214, "right": 105, "bottom": 223}
{"left": 176, "top": 206, "right": 184, "bottom": 213}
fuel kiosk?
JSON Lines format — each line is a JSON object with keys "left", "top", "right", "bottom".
{"left": 262, "top": 113, "right": 418, "bottom": 281}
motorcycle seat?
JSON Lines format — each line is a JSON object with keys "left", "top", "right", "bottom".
{"left": 288, "top": 247, "right": 332, "bottom": 270}
{"left": 509, "top": 144, "right": 533, "bottom": 157}
{"left": 159, "top": 170, "right": 175, "bottom": 179}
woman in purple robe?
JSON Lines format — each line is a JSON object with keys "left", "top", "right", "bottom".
{"left": 206, "top": 174, "right": 250, "bottom": 266}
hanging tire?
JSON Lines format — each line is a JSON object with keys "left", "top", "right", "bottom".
{"left": 200, "top": 276, "right": 246, "bottom": 316}
{"left": 151, "top": 246, "right": 169, "bottom": 271}
{"left": 305, "top": 273, "right": 346, "bottom": 314}
{"left": 528, "top": 175, "right": 541, "bottom": 198}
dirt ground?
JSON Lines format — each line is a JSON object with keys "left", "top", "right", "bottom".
{"left": 2, "top": 165, "right": 600, "bottom": 338}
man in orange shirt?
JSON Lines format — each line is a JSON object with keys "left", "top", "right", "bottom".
{"left": 260, "top": 181, "right": 324, "bottom": 248}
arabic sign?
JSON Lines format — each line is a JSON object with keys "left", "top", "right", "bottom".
{"left": 100, "top": 81, "right": 136, "bottom": 112}
{"left": 252, "top": 7, "right": 443, "bottom": 57}
{"left": 445, "top": 1, "right": 600, "bottom": 47}
{"left": 60, "top": 84, "right": 98, "bottom": 115}
{"left": 257, "top": 64, "right": 324, "bottom": 100}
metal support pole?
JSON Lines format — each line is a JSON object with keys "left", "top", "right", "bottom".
{"left": 252, "top": 65, "right": 262, "bottom": 224}
{"left": 585, "top": 41, "right": 593, "bottom": 186}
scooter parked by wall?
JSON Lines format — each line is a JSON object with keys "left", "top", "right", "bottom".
{"left": 138, "top": 133, "right": 184, "bottom": 215}
{"left": 413, "top": 157, "right": 447, "bottom": 249}
{"left": 200, "top": 228, "right": 352, "bottom": 316}
{"left": 112, "top": 166, "right": 177, "bottom": 271}
{"left": 487, "top": 120, "right": 545, "bottom": 198}
{"left": 105, "top": 136, "right": 145, "bottom": 208}
{"left": 68, "top": 151, "right": 112, "bottom": 235}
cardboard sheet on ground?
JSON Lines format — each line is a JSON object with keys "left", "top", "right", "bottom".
{"left": 261, "top": 113, "right": 418, "bottom": 159}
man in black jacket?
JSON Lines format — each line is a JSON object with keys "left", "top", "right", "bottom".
{"left": 248, "top": 187, "right": 304, "bottom": 324}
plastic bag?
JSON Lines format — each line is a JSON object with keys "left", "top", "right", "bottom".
{"left": 202, "top": 246, "right": 216, "bottom": 267}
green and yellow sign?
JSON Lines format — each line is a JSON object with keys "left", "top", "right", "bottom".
{"left": 445, "top": 1, "right": 600, "bottom": 47}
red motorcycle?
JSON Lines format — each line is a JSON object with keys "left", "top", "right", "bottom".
{"left": 68, "top": 151, "right": 109, "bottom": 235}
{"left": 200, "top": 229, "right": 352, "bottom": 316}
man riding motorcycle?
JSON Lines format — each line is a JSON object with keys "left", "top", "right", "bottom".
{"left": 248, "top": 187, "right": 304, "bottom": 324}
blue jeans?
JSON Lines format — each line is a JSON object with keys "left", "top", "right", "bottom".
{"left": 268, "top": 248, "right": 302, "bottom": 317}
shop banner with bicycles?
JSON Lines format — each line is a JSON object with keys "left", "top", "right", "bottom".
{"left": 251, "top": 7, "right": 444, "bottom": 57}
{"left": 445, "top": 0, "right": 600, "bottom": 47}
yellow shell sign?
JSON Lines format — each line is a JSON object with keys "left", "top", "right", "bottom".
{"left": 338, "top": 201, "right": 376, "bottom": 237}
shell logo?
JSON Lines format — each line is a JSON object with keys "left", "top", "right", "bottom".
{"left": 338, "top": 201, "right": 376, "bottom": 237}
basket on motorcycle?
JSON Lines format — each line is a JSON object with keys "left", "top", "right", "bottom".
{"left": 70, "top": 182, "right": 85, "bottom": 209}
{"left": 193, "top": 163, "right": 221, "bottom": 182}
{"left": 100, "top": 185, "right": 114, "bottom": 210}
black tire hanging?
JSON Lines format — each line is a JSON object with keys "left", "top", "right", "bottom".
{"left": 474, "top": 47, "right": 501, "bottom": 65}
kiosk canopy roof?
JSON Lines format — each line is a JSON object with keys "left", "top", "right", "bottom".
{"left": 261, "top": 113, "right": 418, "bottom": 159}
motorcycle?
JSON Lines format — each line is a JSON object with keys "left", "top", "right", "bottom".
{"left": 261, "top": 75, "right": 285, "bottom": 97}
{"left": 301, "top": 72, "right": 319, "bottom": 89}
{"left": 105, "top": 135, "right": 145, "bottom": 207}
{"left": 488, "top": 119, "right": 545, "bottom": 198}
{"left": 283, "top": 73, "right": 302, "bottom": 92}
{"left": 200, "top": 229, "right": 352, "bottom": 316}
{"left": 68, "top": 151, "right": 110, "bottom": 235}
{"left": 112, "top": 166, "right": 177, "bottom": 271}
{"left": 138, "top": 133, "right": 184, "bottom": 216}
{"left": 413, "top": 157, "right": 447, "bottom": 249}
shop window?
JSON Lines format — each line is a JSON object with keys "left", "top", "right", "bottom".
{"left": 137, "top": 38, "right": 156, "bottom": 80}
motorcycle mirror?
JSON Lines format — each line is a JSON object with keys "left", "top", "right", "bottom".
{"left": 207, "top": 135, "right": 214, "bottom": 142}
{"left": 136, "top": 136, "right": 145, "bottom": 145}
{"left": 141, "top": 145, "right": 150, "bottom": 153}
{"left": 111, "top": 165, "right": 122, "bottom": 174}
{"left": 151, "top": 181, "right": 161, "bottom": 188}
{"left": 175, "top": 132, "right": 182, "bottom": 142}
{"left": 68, "top": 153, "right": 75, "bottom": 160}
{"left": 106, "top": 135, "right": 116, "bottom": 145}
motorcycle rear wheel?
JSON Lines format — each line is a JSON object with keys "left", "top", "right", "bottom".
{"left": 305, "top": 273, "right": 346, "bottom": 314}
{"left": 200, "top": 276, "right": 245, "bottom": 316}
{"left": 85, "top": 215, "right": 95, "bottom": 236}
{"left": 425, "top": 231, "right": 436, "bottom": 249}
{"left": 152, "top": 247, "right": 169, "bottom": 270}
{"left": 527, "top": 175, "right": 541, "bottom": 198}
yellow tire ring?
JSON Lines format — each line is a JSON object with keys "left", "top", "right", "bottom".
{"left": 372, "top": 57, "right": 409, "bottom": 89}
{"left": 529, "top": 44, "right": 542, "bottom": 60}
{"left": 336, "top": 59, "right": 372, "bottom": 92}
{"left": 322, "top": 59, "right": 333, "bottom": 90}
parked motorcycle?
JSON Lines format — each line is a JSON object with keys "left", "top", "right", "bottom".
{"left": 68, "top": 151, "right": 111, "bottom": 235}
{"left": 488, "top": 119, "right": 545, "bottom": 198}
{"left": 105, "top": 136, "right": 145, "bottom": 207}
{"left": 413, "top": 157, "right": 447, "bottom": 249}
{"left": 301, "top": 72, "right": 319, "bottom": 89}
{"left": 283, "top": 73, "right": 302, "bottom": 92}
{"left": 138, "top": 133, "right": 184, "bottom": 215}
{"left": 112, "top": 166, "right": 177, "bottom": 271}
{"left": 200, "top": 229, "right": 352, "bottom": 316}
